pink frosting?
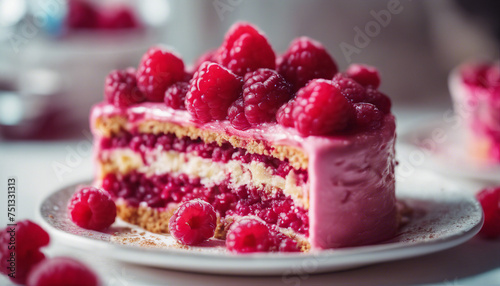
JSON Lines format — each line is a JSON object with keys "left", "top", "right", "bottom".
{"left": 90, "top": 102, "right": 397, "bottom": 249}
{"left": 306, "top": 116, "right": 397, "bottom": 248}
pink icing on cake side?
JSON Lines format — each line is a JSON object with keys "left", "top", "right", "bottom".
{"left": 306, "top": 115, "right": 397, "bottom": 249}
{"left": 90, "top": 102, "right": 397, "bottom": 249}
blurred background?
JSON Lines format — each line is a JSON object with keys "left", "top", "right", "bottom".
{"left": 0, "top": 0, "right": 499, "bottom": 140}
{"left": 1, "top": 3, "right": 500, "bottom": 285}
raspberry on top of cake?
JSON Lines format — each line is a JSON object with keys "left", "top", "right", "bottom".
{"left": 90, "top": 22, "right": 397, "bottom": 252}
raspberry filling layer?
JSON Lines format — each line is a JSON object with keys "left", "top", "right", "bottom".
{"left": 100, "top": 132, "right": 308, "bottom": 181}
{"left": 102, "top": 171, "right": 309, "bottom": 235}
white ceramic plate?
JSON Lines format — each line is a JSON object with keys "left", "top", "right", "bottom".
{"left": 39, "top": 171, "right": 483, "bottom": 275}
{"left": 399, "top": 118, "right": 500, "bottom": 182}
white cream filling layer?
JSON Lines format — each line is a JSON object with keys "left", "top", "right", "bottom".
{"left": 99, "top": 148, "right": 308, "bottom": 208}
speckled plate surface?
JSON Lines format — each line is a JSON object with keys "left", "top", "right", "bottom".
{"left": 399, "top": 118, "right": 500, "bottom": 182}
{"left": 38, "top": 170, "right": 483, "bottom": 275}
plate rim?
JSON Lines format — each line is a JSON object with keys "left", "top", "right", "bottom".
{"left": 398, "top": 117, "right": 500, "bottom": 181}
{"left": 38, "top": 179, "right": 484, "bottom": 275}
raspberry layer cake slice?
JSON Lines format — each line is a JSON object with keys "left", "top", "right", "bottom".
{"left": 450, "top": 62, "right": 500, "bottom": 162}
{"left": 91, "top": 22, "right": 398, "bottom": 252}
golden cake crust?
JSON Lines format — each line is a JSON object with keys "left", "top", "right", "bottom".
{"left": 117, "top": 202, "right": 174, "bottom": 234}
{"left": 116, "top": 202, "right": 311, "bottom": 252}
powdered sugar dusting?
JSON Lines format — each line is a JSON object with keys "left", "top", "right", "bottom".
{"left": 110, "top": 222, "right": 225, "bottom": 252}
{"left": 392, "top": 170, "right": 482, "bottom": 244}
{"left": 39, "top": 169, "right": 482, "bottom": 271}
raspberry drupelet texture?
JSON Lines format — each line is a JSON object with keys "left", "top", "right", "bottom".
{"left": 354, "top": 103, "right": 384, "bottom": 131}
{"left": 164, "top": 81, "right": 190, "bottom": 110}
{"left": 217, "top": 22, "right": 276, "bottom": 76}
{"left": 136, "top": 47, "right": 185, "bottom": 102}
{"left": 364, "top": 88, "right": 392, "bottom": 114}
{"left": 105, "top": 68, "right": 144, "bottom": 107}
{"left": 291, "top": 79, "right": 355, "bottom": 136}
{"left": 226, "top": 218, "right": 271, "bottom": 253}
{"left": 228, "top": 97, "right": 251, "bottom": 130}
{"left": 191, "top": 49, "right": 217, "bottom": 74}
{"left": 275, "top": 237, "right": 300, "bottom": 252}
{"left": 332, "top": 73, "right": 367, "bottom": 103}
{"left": 332, "top": 73, "right": 391, "bottom": 114}
{"left": 0, "top": 220, "right": 50, "bottom": 284}
{"left": 27, "top": 257, "right": 100, "bottom": 286}
{"left": 476, "top": 186, "right": 500, "bottom": 239}
{"left": 346, "top": 64, "right": 381, "bottom": 89}
{"left": 168, "top": 199, "right": 217, "bottom": 245}
{"left": 67, "top": 186, "right": 116, "bottom": 231}
{"left": 185, "top": 62, "right": 243, "bottom": 123}
{"left": 243, "top": 69, "right": 292, "bottom": 125}
{"left": 277, "top": 37, "right": 338, "bottom": 92}
{"left": 276, "top": 100, "right": 295, "bottom": 128}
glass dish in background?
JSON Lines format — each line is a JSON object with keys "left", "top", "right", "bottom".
{"left": 0, "top": 0, "right": 170, "bottom": 139}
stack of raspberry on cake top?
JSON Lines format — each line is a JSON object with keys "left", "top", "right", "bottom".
{"left": 89, "top": 21, "right": 397, "bottom": 253}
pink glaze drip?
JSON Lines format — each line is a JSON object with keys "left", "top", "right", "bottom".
{"left": 91, "top": 102, "right": 397, "bottom": 249}
{"left": 91, "top": 102, "right": 310, "bottom": 149}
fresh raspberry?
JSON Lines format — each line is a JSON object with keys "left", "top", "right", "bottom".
{"left": 217, "top": 22, "right": 275, "bottom": 76}
{"left": 278, "top": 238, "right": 300, "bottom": 252}
{"left": 476, "top": 187, "right": 500, "bottom": 239}
{"left": 267, "top": 227, "right": 300, "bottom": 252}
{"left": 228, "top": 97, "right": 251, "bottom": 130}
{"left": 292, "top": 79, "right": 355, "bottom": 136}
{"left": 332, "top": 73, "right": 367, "bottom": 103}
{"left": 136, "top": 47, "right": 185, "bottom": 102}
{"left": 66, "top": 0, "right": 97, "bottom": 29}
{"left": 164, "top": 81, "right": 189, "bottom": 110}
{"left": 212, "top": 193, "right": 237, "bottom": 217}
{"left": 97, "top": 6, "right": 140, "bottom": 30}
{"left": 168, "top": 199, "right": 217, "bottom": 245}
{"left": 276, "top": 100, "right": 295, "bottom": 128}
{"left": 364, "top": 88, "right": 392, "bottom": 114}
{"left": 105, "top": 68, "right": 145, "bottom": 107}
{"left": 67, "top": 186, "right": 116, "bottom": 231}
{"left": 354, "top": 103, "right": 384, "bottom": 131}
{"left": 226, "top": 218, "right": 271, "bottom": 253}
{"left": 333, "top": 73, "right": 391, "bottom": 114}
{"left": 185, "top": 62, "right": 243, "bottom": 122}
{"left": 277, "top": 37, "right": 338, "bottom": 92}
{"left": 27, "top": 257, "right": 99, "bottom": 286}
{"left": 242, "top": 69, "right": 292, "bottom": 125}
{"left": 101, "top": 173, "right": 118, "bottom": 193}
{"left": 346, "top": 64, "right": 381, "bottom": 88}
{"left": 191, "top": 49, "right": 217, "bottom": 74}
{"left": 0, "top": 220, "right": 49, "bottom": 284}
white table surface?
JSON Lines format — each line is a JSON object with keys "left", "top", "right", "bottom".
{"left": 1, "top": 105, "right": 499, "bottom": 286}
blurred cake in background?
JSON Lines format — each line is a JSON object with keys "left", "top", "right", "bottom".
{"left": 65, "top": 0, "right": 142, "bottom": 32}
{"left": 0, "top": 0, "right": 169, "bottom": 138}
{"left": 449, "top": 61, "right": 500, "bottom": 162}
